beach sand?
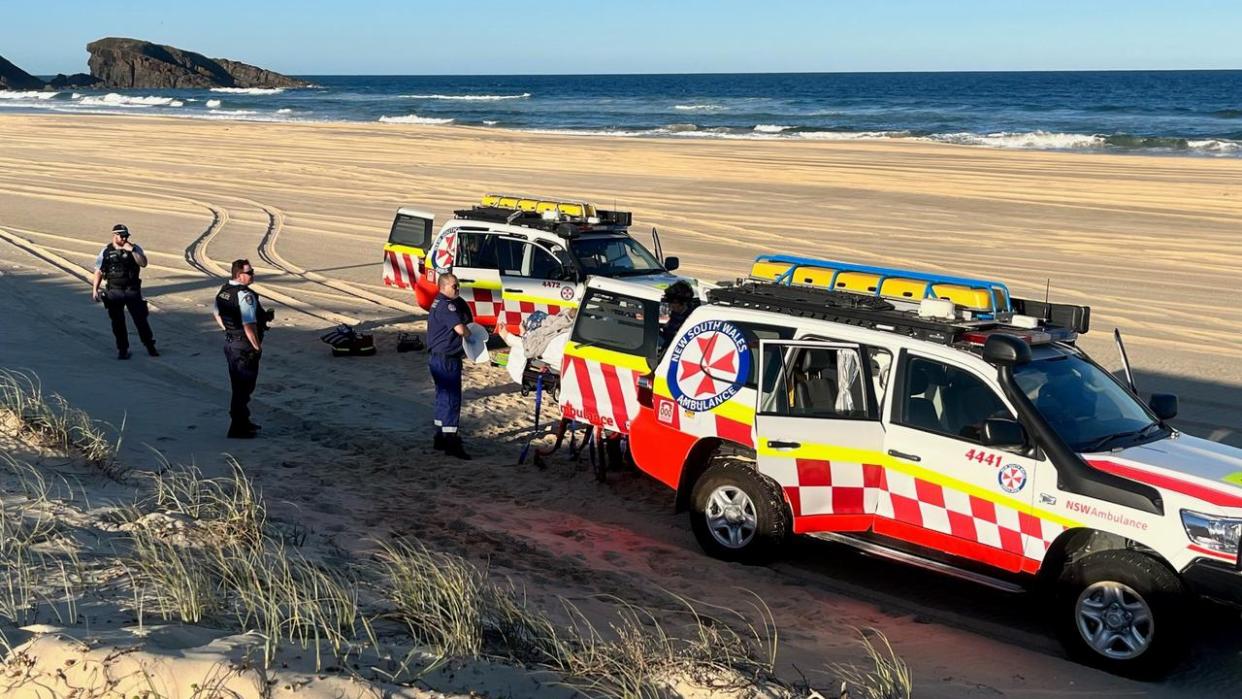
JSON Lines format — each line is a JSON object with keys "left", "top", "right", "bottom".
{"left": 1, "top": 113, "right": 1240, "bottom": 697}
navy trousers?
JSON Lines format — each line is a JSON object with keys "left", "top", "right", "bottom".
{"left": 103, "top": 287, "right": 154, "bottom": 351}
{"left": 429, "top": 354, "right": 463, "bottom": 433}
{"left": 224, "top": 340, "right": 261, "bottom": 425}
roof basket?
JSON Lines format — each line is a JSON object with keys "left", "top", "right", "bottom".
{"left": 475, "top": 193, "right": 633, "bottom": 227}
{"left": 749, "top": 254, "right": 1013, "bottom": 319}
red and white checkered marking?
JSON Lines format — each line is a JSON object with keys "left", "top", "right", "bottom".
{"left": 463, "top": 288, "right": 504, "bottom": 323}
{"left": 501, "top": 297, "right": 563, "bottom": 333}
{"left": 768, "top": 458, "right": 1063, "bottom": 563}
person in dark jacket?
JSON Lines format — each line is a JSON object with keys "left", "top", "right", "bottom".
{"left": 426, "top": 273, "right": 475, "bottom": 460}
{"left": 659, "top": 280, "right": 700, "bottom": 352}
{"left": 213, "top": 259, "right": 271, "bottom": 439}
{"left": 91, "top": 224, "right": 157, "bottom": 359}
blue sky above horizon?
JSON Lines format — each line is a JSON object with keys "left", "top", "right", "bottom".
{"left": 3, "top": 0, "right": 1240, "bottom": 75}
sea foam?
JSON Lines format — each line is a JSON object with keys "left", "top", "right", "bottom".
{"left": 404, "top": 93, "right": 530, "bottom": 101}
{"left": 78, "top": 93, "right": 185, "bottom": 108}
{"left": 0, "top": 91, "right": 58, "bottom": 100}
{"left": 206, "top": 99, "right": 222, "bottom": 108}
{"left": 378, "top": 114, "right": 455, "bottom": 125}
{"left": 210, "top": 87, "right": 286, "bottom": 95}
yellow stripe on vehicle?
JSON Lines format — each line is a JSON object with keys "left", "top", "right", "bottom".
{"left": 565, "top": 341, "right": 652, "bottom": 373}
{"left": 466, "top": 280, "right": 503, "bottom": 291}
{"left": 504, "top": 292, "right": 580, "bottom": 307}
{"left": 653, "top": 376, "right": 756, "bottom": 425}
{"left": 384, "top": 243, "right": 426, "bottom": 257}
{"left": 758, "top": 440, "right": 1080, "bottom": 528}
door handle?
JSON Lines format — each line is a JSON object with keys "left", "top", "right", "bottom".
{"left": 888, "top": 449, "right": 921, "bottom": 462}
{"left": 457, "top": 278, "right": 476, "bottom": 284}
{"left": 503, "top": 288, "right": 522, "bottom": 293}
{"left": 767, "top": 440, "right": 801, "bottom": 450}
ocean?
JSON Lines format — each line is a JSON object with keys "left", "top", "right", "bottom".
{"left": 3, "top": 71, "right": 1241, "bottom": 156}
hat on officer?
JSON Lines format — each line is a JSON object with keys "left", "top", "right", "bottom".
{"left": 111, "top": 224, "right": 130, "bottom": 238}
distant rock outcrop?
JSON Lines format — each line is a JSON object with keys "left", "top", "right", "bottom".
{"left": 0, "top": 54, "right": 45, "bottom": 90}
{"left": 48, "top": 73, "right": 101, "bottom": 89}
{"left": 86, "top": 38, "right": 309, "bottom": 89}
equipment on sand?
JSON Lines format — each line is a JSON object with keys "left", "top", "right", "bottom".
{"left": 320, "top": 324, "right": 377, "bottom": 357}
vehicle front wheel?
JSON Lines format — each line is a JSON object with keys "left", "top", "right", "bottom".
{"left": 689, "top": 458, "right": 790, "bottom": 564}
{"left": 1054, "top": 549, "right": 1188, "bottom": 678}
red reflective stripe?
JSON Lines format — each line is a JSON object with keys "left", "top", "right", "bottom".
{"left": 793, "top": 514, "right": 872, "bottom": 534}
{"left": 1089, "top": 459, "right": 1242, "bottom": 508}
{"left": 570, "top": 355, "right": 600, "bottom": 423}
{"left": 1188, "top": 544, "right": 1238, "bottom": 563}
{"left": 385, "top": 250, "right": 406, "bottom": 289}
{"left": 873, "top": 517, "right": 1027, "bottom": 573}
{"left": 599, "top": 363, "right": 631, "bottom": 433}
{"left": 715, "top": 413, "right": 752, "bottom": 447}
{"left": 401, "top": 252, "right": 418, "bottom": 281}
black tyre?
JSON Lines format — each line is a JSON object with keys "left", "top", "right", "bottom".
{"left": 689, "top": 458, "right": 790, "bottom": 564}
{"left": 1054, "top": 549, "right": 1188, "bottom": 678}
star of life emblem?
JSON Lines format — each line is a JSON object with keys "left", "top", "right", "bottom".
{"left": 667, "top": 320, "right": 750, "bottom": 412}
{"left": 998, "top": 464, "right": 1028, "bottom": 494}
{"left": 430, "top": 228, "right": 458, "bottom": 274}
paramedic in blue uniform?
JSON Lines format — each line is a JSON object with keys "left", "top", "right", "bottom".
{"left": 91, "top": 224, "right": 157, "bottom": 359}
{"left": 213, "top": 259, "right": 269, "bottom": 439}
{"left": 427, "top": 272, "right": 474, "bottom": 460}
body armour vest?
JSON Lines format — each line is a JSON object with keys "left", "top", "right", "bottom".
{"left": 215, "top": 282, "right": 267, "bottom": 341}
{"left": 100, "top": 245, "right": 141, "bottom": 289}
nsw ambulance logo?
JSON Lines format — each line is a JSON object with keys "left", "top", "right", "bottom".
{"left": 429, "top": 228, "right": 458, "bottom": 274}
{"left": 998, "top": 464, "right": 1028, "bottom": 494}
{"left": 667, "top": 320, "right": 750, "bottom": 412}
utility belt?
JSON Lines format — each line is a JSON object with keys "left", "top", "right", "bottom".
{"left": 224, "top": 332, "right": 252, "bottom": 344}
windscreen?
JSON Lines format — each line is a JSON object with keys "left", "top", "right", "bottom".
{"left": 570, "top": 236, "right": 664, "bottom": 277}
{"left": 1014, "top": 354, "right": 1158, "bottom": 452}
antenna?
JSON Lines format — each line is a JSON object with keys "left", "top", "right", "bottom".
{"left": 1044, "top": 278, "right": 1052, "bottom": 321}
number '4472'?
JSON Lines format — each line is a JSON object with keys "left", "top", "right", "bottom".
{"left": 965, "top": 449, "right": 1002, "bottom": 467}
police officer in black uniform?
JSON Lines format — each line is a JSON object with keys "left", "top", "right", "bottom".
{"left": 426, "top": 273, "right": 474, "bottom": 460}
{"left": 91, "top": 224, "right": 157, "bottom": 359}
{"left": 213, "top": 259, "right": 271, "bottom": 439}
{"left": 659, "top": 280, "right": 700, "bottom": 352}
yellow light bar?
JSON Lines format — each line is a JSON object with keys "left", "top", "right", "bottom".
{"left": 480, "top": 193, "right": 596, "bottom": 220}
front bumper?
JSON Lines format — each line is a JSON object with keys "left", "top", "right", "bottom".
{"left": 1183, "top": 558, "right": 1242, "bottom": 608}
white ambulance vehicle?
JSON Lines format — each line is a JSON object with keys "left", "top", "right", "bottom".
{"left": 564, "top": 255, "right": 1242, "bottom": 677}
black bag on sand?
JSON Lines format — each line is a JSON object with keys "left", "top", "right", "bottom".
{"left": 396, "top": 332, "right": 425, "bottom": 353}
{"left": 320, "top": 324, "right": 377, "bottom": 357}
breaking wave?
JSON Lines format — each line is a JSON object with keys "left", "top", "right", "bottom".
{"left": 77, "top": 93, "right": 184, "bottom": 107}
{"left": 378, "top": 114, "right": 455, "bottom": 125}
{"left": 209, "top": 87, "right": 286, "bottom": 94}
{"left": 0, "top": 90, "right": 58, "bottom": 100}
{"left": 674, "top": 104, "right": 726, "bottom": 111}
{"left": 206, "top": 99, "right": 222, "bottom": 108}
{"left": 754, "top": 124, "right": 792, "bottom": 133}
{"left": 404, "top": 93, "right": 530, "bottom": 101}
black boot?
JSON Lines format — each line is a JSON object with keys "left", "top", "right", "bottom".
{"left": 227, "top": 422, "right": 257, "bottom": 439}
{"left": 117, "top": 348, "right": 131, "bottom": 360}
{"left": 145, "top": 343, "right": 160, "bottom": 357}
{"left": 444, "top": 434, "right": 471, "bottom": 461}
{"left": 433, "top": 429, "right": 445, "bottom": 451}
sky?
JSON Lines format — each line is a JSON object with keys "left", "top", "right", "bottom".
{"left": 3, "top": 0, "right": 1240, "bottom": 75}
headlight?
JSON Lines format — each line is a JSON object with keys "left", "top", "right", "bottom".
{"left": 1181, "top": 510, "right": 1242, "bottom": 557}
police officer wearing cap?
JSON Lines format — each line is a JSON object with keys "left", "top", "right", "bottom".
{"left": 91, "top": 224, "right": 157, "bottom": 359}
{"left": 214, "top": 259, "right": 271, "bottom": 439}
{"left": 426, "top": 272, "right": 474, "bottom": 460}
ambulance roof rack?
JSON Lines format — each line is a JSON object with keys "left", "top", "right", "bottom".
{"left": 709, "top": 282, "right": 1082, "bottom": 348}
{"left": 454, "top": 193, "right": 633, "bottom": 236}
{"left": 752, "top": 254, "right": 1013, "bottom": 319}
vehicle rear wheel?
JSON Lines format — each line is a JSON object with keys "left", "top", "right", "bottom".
{"left": 1054, "top": 549, "right": 1187, "bottom": 678}
{"left": 690, "top": 457, "right": 789, "bottom": 563}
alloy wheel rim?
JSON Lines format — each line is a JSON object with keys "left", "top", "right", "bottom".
{"left": 1075, "top": 581, "right": 1154, "bottom": 660}
{"left": 705, "top": 485, "right": 758, "bottom": 549}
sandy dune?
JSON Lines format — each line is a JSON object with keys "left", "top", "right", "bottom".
{"left": 1, "top": 113, "right": 1240, "bottom": 697}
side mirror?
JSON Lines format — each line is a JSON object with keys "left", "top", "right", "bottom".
{"left": 982, "top": 334, "right": 1031, "bottom": 367}
{"left": 664, "top": 256, "right": 680, "bottom": 272}
{"left": 982, "top": 417, "right": 1027, "bottom": 449}
{"left": 1149, "top": 393, "right": 1178, "bottom": 421}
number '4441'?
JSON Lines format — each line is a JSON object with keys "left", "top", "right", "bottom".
{"left": 964, "top": 449, "right": 1002, "bottom": 467}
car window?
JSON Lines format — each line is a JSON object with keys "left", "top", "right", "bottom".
{"left": 571, "top": 290, "right": 659, "bottom": 362}
{"left": 387, "top": 214, "right": 433, "bottom": 249}
{"left": 570, "top": 237, "right": 663, "bottom": 277}
{"left": 759, "top": 344, "right": 871, "bottom": 420}
{"left": 899, "top": 356, "right": 1012, "bottom": 442}
{"left": 456, "top": 231, "right": 498, "bottom": 268}
{"left": 529, "top": 245, "right": 567, "bottom": 280}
